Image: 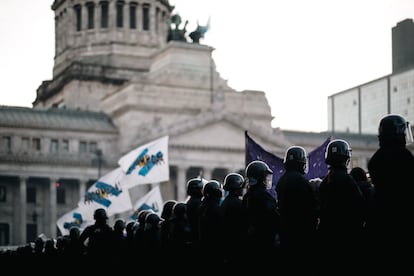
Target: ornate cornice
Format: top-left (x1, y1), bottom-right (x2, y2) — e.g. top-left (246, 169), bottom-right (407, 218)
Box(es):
top-left (130, 109), bottom-right (290, 150)
top-left (0, 152), bottom-right (117, 167)
top-left (170, 143), bottom-right (244, 153)
top-left (35, 62), bottom-right (133, 104)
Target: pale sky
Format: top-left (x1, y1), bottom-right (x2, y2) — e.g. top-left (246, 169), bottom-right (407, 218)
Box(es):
top-left (1, 0), bottom-right (413, 132)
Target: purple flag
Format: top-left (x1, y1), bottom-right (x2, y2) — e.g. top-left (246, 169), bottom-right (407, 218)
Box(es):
top-left (306, 136), bottom-right (331, 180)
top-left (245, 131), bottom-right (285, 198)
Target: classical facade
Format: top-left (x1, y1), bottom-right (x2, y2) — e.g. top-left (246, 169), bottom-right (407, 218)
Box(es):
top-left (0, 0), bottom-right (377, 246)
top-left (328, 18), bottom-right (414, 135)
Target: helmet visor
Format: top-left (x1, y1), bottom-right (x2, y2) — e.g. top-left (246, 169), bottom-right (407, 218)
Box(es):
top-left (405, 121), bottom-right (414, 145)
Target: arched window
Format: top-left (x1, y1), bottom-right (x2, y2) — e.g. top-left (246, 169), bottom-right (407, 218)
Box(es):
top-left (129, 2), bottom-right (137, 29)
top-left (116, 1), bottom-right (124, 28)
top-left (74, 4), bottom-right (82, 31)
top-left (100, 1), bottom-right (109, 28)
top-left (142, 4), bottom-right (150, 31)
top-left (86, 2), bottom-right (95, 29)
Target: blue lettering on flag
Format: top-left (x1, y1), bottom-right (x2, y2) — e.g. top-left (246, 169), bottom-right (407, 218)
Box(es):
top-left (126, 148), bottom-right (149, 175)
top-left (63, 212), bottom-right (83, 230)
top-left (138, 151), bottom-right (164, 176)
top-left (95, 181), bottom-right (122, 196)
top-left (130, 202), bottom-right (160, 220)
top-left (83, 181), bottom-right (122, 207)
top-left (84, 191), bottom-right (112, 207)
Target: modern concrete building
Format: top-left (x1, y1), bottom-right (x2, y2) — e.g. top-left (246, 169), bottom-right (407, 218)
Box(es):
top-left (0, 0), bottom-right (377, 247)
top-left (328, 18), bottom-right (414, 135)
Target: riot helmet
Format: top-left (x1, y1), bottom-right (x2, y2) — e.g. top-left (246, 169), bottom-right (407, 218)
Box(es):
top-left (114, 218), bottom-right (126, 233)
top-left (161, 199), bottom-right (177, 220)
top-left (378, 114), bottom-right (413, 145)
top-left (325, 139), bottom-right (352, 167)
top-left (126, 220), bottom-right (138, 235)
top-left (93, 208), bottom-right (108, 220)
top-left (223, 173), bottom-right (245, 191)
top-left (283, 146), bottom-right (308, 173)
top-left (202, 180), bottom-right (223, 199)
top-left (186, 178), bottom-right (206, 197)
top-left (69, 226), bottom-right (81, 239)
top-left (145, 213), bottom-right (164, 230)
top-left (172, 202), bottom-right (187, 218)
top-left (245, 160), bottom-right (273, 189)
top-left (137, 209), bottom-right (152, 224)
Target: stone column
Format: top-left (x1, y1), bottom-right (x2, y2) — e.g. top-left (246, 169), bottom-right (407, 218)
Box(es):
top-left (82, 2), bottom-right (87, 31)
top-left (203, 167), bottom-right (213, 181)
top-left (49, 178), bottom-right (57, 238)
top-left (137, 3), bottom-right (143, 31)
top-left (177, 166), bottom-right (187, 201)
top-left (124, 1), bottom-right (129, 30)
top-left (18, 177), bottom-right (27, 245)
top-left (79, 179), bottom-right (87, 202)
top-left (94, 1), bottom-right (99, 31)
top-left (108, 0), bottom-right (115, 29)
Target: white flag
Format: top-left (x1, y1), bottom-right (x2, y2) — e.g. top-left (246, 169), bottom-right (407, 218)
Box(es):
top-left (78, 167), bottom-right (133, 220)
top-left (56, 207), bottom-right (92, 236)
top-left (118, 136), bottom-right (169, 188)
top-left (130, 185), bottom-right (164, 220)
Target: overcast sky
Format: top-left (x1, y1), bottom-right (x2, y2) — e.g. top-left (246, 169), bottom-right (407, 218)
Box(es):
top-left (1, 0), bottom-right (413, 132)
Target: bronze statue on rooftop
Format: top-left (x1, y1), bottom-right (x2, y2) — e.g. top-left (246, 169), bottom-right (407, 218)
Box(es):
top-left (167, 14), bottom-right (210, 44)
top-left (167, 14), bottom-right (188, 42)
top-left (189, 17), bottom-right (210, 44)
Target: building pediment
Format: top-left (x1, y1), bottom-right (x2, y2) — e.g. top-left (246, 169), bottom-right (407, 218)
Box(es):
top-left (130, 109), bottom-right (290, 154)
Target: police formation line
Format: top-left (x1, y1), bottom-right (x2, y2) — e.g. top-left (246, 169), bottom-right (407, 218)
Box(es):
top-left (1, 114), bottom-right (413, 269)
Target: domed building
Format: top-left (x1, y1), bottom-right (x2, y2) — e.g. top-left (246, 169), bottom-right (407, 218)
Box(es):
top-left (0, 0), bottom-right (376, 246)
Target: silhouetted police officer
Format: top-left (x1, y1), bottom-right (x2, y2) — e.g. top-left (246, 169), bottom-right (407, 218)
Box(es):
top-left (242, 160), bottom-right (280, 264)
top-left (318, 139), bottom-right (365, 258)
top-left (276, 146), bottom-right (318, 260)
top-left (220, 172), bottom-right (248, 265)
top-left (79, 208), bottom-right (114, 258)
top-left (198, 180), bottom-right (223, 261)
top-left (185, 178), bottom-right (205, 246)
top-left (368, 114), bottom-right (414, 256)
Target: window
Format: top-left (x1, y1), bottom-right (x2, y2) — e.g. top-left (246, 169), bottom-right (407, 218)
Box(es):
top-left (50, 139), bottom-right (59, 153)
top-left (79, 141), bottom-right (87, 153)
top-left (89, 141), bottom-right (98, 153)
top-left (62, 140), bottom-right (69, 152)
top-left (26, 224), bottom-right (37, 243)
top-left (129, 3), bottom-right (137, 29)
top-left (100, 1), bottom-right (109, 28)
top-left (1, 136), bottom-right (11, 152)
top-left (74, 4), bottom-right (82, 31)
top-left (27, 187), bottom-right (36, 203)
top-left (116, 1), bottom-right (124, 28)
top-left (0, 223), bottom-right (10, 246)
top-left (212, 168), bottom-right (228, 184)
top-left (86, 2), bottom-right (95, 29)
top-left (0, 186), bottom-right (6, 202)
top-left (142, 4), bottom-right (150, 31)
top-left (57, 187), bottom-right (66, 204)
top-left (408, 97), bottom-right (411, 104)
top-left (32, 138), bottom-right (41, 151)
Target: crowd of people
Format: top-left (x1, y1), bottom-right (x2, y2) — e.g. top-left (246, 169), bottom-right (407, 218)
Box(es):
top-left (1, 114), bottom-right (413, 271)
